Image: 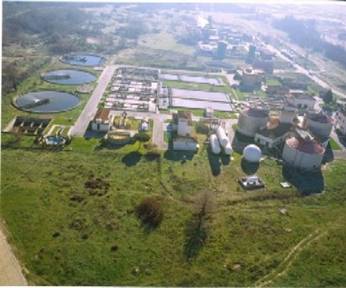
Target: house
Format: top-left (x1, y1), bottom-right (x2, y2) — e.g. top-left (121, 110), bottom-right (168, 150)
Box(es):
top-left (255, 122), bottom-right (292, 149)
top-left (176, 111), bottom-right (193, 137)
top-left (287, 93), bottom-right (316, 111)
top-left (91, 108), bottom-right (112, 132)
top-left (336, 109), bottom-right (346, 135)
top-left (204, 107), bottom-right (214, 118)
top-left (239, 68), bottom-right (264, 92)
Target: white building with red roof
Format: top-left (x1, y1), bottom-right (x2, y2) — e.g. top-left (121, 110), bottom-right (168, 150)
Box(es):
top-left (282, 129), bottom-right (325, 170)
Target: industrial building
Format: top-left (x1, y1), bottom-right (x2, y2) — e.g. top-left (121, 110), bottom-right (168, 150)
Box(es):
top-left (237, 107), bottom-right (269, 137)
top-left (282, 129), bottom-right (325, 170)
top-left (3, 116), bottom-right (51, 136)
top-left (238, 68), bottom-right (264, 92)
top-left (255, 120), bottom-right (292, 149)
top-left (306, 111), bottom-right (333, 139)
top-left (172, 111), bottom-right (198, 151)
top-left (287, 93), bottom-right (316, 111)
top-left (103, 67), bottom-right (159, 112)
top-left (91, 108), bottom-right (112, 132)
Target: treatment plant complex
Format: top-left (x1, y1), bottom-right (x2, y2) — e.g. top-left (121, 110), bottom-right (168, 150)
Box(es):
top-left (2, 3), bottom-right (346, 286)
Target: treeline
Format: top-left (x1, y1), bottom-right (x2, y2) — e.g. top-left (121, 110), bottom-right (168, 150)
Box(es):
top-left (3, 3), bottom-right (89, 55)
top-left (273, 16), bottom-right (346, 68)
top-left (2, 57), bottom-right (50, 95)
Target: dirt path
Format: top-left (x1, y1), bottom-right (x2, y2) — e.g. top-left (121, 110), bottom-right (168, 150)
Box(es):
top-left (0, 224), bottom-right (27, 285)
top-left (255, 229), bottom-right (326, 287)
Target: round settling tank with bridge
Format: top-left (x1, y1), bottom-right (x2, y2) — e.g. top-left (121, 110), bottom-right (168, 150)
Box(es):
top-left (42, 69), bottom-right (96, 85)
top-left (14, 91), bottom-right (80, 113)
top-left (61, 53), bottom-right (104, 67)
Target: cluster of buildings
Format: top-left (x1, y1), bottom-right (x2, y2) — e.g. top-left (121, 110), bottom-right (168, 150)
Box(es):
top-left (236, 91), bottom-right (333, 171)
top-left (196, 16), bottom-right (251, 59)
top-left (103, 67), bottom-right (159, 112)
top-left (91, 108), bottom-right (150, 145)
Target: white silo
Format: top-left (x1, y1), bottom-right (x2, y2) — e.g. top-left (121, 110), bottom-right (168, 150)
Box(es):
top-left (224, 142), bottom-right (233, 155)
top-left (243, 144), bottom-right (262, 162)
top-left (280, 103), bottom-right (297, 124)
top-left (237, 108), bottom-right (269, 137)
top-left (282, 136), bottom-right (325, 170)
top-left (210, 134), bottom-right (221, 154)
top-left (306, 112), bottom-right (333, 138)
top-left (216, 126), bottom-right (229, 147)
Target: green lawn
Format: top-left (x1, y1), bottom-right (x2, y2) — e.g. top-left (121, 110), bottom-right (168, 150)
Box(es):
top-left (266, 78), bottom-right (281, 86)
top-left (1, 135), bottom-right (346, 286)
top-left (163, 80), bottom-right (233, 94)
top-left (138, 32), bottom-right (195, 56)
top-left (329, 138), bottom-right (342, 150)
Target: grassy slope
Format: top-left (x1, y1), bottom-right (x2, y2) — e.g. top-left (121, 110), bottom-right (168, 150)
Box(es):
top-left (138, 32), bottom-right (195, 56)
top-left (1, 136), bottom-right (346, 286)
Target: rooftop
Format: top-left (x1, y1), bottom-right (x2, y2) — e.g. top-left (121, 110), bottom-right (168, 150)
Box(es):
top-left (286, 136), bottom-right (325, 155)
top-left (257, 122), bottom-right (292, 139)
top-left (308, 112), bottom-right (332, 124)
top-left (94, 108), bottom-right (111, 122)
top-left (177, 111), bottom-right (192, 121)
top-left (245, 107), bottom-right (269, 118)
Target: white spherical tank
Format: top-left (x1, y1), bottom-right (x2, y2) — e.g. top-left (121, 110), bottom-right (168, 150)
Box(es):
top-left (216, 126), bottom-right (229, 147)
top-left (243, 144), bottom-right (262, 162)
top-left (210, 134), bottom-right (221, 154)
top-left (223, 142), bottom-right (233, 155)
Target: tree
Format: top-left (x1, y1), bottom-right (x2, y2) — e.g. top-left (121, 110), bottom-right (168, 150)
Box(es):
top-left (136, 132), bottom-right (150, 150)
top-left (322, 89), bottom-right (334, 104)
top-left (136, 197), bottom-right (163, 229)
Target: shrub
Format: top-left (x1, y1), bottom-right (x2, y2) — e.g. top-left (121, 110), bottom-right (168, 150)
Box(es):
top-left (135, 197), bottom-right (163, 228)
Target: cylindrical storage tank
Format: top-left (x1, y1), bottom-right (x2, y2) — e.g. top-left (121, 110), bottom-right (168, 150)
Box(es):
top-left (237, 108), bottom-right (269, 137)
top-left (216, 126), bottom-right (229, 147)
top-left (223, 142), bottom-right (233, 155)
top-left (243, 144), bottom-right (262, 162)
top-left (307, 112), bottom-right (333, 138)
top-left (282, 137), bottom-right (325, 170)
top-left (210, 134), bottom-right (221, 154)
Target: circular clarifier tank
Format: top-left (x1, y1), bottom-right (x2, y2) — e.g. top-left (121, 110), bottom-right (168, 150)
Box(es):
top-left (42, 69), bottom-right (96, 85)
top-left (61, 53), bottom-right (103, 66)
top-left (14, 91), bottom-right (80, 113)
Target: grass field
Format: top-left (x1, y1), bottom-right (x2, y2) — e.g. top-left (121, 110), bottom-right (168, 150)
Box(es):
top-left (1, 135), bottom-right (346, 286)
top-left (163, 80), bottom-right (233, 94)
top-left (329, 138), bottom-right (342, 150)
top-left (266, 78), bottom-right (281, 86)
top-left (138, 32), bottom-right (195, 56)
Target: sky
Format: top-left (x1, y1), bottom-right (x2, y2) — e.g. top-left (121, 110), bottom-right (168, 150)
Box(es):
top-left (4, 0), bottom-right (346, 4)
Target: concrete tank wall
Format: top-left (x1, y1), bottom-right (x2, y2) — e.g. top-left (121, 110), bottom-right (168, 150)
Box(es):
top-left (282, 142), bottom-right (323, 170)
top-left (237, 110), bottom-right (268, 137)
top-left (307, 119), bottom-right (332, 138)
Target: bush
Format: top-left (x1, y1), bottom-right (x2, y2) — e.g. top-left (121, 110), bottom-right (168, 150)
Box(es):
top-left (135, 197), bottom-right (163, 228)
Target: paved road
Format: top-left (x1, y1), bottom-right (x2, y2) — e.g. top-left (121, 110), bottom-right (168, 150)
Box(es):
top-left (263, 42), bottom-right (346, 100)
top-left (69, 65), bottom-right (117, 137)
top-left (0, 225), bottom-right (27, 285)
